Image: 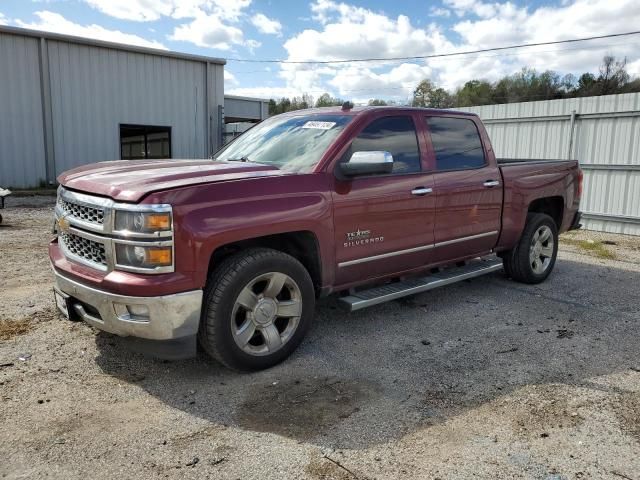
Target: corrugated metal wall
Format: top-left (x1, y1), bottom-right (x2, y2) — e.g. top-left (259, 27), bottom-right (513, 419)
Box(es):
top-left (0, 28), bottom-right (225, 188)
top-left (0, 32), bottom-right (47, 187)
top-left (457, 93), bottom-right (640, 235)
top-left (224, 95), bottom-right (268, 122)
top-left (47, 40), bottom-right (210, 173)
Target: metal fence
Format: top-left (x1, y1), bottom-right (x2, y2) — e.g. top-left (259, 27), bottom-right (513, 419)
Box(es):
top-left (456, 93), bottom-right (640, 236)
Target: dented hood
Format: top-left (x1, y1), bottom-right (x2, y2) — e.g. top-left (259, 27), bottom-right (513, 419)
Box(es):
top-left (58, 160), bottom-right (284, 202)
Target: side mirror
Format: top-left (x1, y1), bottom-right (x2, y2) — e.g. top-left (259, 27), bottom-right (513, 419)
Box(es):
top-left (339, 151), bottom-right (394, 177)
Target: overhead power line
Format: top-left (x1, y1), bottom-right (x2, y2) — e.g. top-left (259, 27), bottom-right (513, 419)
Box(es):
top-left (228, 40), bottom-right (640, 75)
top-left (226, 30), bottom-right (640, 64)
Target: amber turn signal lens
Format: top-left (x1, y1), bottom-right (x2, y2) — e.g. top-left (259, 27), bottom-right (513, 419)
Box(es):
top-left (146, 247), bottom-right (172, 266)
top-left (145, 213), bottom-right (171, 230)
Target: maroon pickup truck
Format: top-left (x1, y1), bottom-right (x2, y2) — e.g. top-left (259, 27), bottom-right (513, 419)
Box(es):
top-left (50, 106), bottom-right (582, 370)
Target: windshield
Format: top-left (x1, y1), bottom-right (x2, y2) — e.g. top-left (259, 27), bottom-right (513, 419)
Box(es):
top-left (215, 114), bottom-right (352, 172)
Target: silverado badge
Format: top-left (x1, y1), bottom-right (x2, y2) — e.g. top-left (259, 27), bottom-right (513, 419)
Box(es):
top-left (344, 229), bottom-right (384, 248)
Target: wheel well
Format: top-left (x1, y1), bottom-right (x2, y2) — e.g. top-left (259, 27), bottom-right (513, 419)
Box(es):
top-left (528, 196), bottom-right (564, 229)
top-left (208, 231), bottom-right (322, 293)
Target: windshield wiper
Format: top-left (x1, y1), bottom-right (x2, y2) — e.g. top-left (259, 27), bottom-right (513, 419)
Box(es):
top-left (223, 157), bottom-right (278, 169)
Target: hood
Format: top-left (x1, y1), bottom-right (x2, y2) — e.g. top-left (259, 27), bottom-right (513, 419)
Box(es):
top-left (58, 160), bottom-right (284, 202)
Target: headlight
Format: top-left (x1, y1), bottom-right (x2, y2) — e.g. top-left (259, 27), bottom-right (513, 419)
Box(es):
top-left (114, 210), bottom-right (172, 234)
top-left (115, 244), bottom-right (172, 269)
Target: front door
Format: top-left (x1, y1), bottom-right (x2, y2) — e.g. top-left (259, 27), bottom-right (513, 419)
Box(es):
top-left (423, 115), bottom-right (502, 262)
top-left (331, 114), bottom-right (436, 287)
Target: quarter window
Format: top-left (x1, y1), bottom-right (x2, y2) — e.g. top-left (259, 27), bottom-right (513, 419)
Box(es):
top-left (426, 116), bottom-right (485, 171)
top-left (350, 116), bottom-right (421, 174)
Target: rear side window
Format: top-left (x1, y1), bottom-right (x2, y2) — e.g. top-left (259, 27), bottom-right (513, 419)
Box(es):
top-left (426, 116), bottom-right (486, 171)
top-left (350, 116), bottom-right (421, 174)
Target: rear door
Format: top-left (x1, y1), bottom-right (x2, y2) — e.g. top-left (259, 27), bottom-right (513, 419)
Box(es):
top-left (332, 113), bottom-right (436, 286)
top-left (423, 115), bottom-right (502, 262)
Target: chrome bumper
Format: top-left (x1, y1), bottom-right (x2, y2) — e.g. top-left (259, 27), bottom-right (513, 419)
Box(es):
top-left (53, 271), bottom-right (203, 341)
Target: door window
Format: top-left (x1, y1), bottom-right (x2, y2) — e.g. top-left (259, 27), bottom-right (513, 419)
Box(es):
top-left (426, 116), bottom-right (485, 171)
top-left (349, 116), bottom-right (421, 174)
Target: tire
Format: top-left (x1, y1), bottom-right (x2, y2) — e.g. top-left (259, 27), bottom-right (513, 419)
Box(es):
top-left (502, 213), bottom-right (558, 284)
top-left (198, 248), bottom-right (315, 371)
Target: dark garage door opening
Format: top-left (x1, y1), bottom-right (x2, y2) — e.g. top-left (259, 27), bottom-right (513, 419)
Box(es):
top-left (120, 124), bottom-right (171, 160)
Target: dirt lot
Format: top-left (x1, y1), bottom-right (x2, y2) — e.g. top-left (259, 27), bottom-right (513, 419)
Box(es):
top-left (1, 195), bottom-right (639, 480)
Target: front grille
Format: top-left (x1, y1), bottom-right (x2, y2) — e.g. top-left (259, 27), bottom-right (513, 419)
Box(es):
top-left (60, 232), bottom-right (107, 266)
top-left (58, 197), bottom-right (105, 225)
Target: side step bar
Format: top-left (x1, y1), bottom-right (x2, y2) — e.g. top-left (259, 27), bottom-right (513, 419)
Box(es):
top-left (339, 257), bottom-right (504, 312)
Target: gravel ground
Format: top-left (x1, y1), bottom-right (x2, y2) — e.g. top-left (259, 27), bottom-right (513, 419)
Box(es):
top-left (1, 195), bottom-right (639, 480)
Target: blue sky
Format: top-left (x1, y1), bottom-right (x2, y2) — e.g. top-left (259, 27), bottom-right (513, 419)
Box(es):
top-left (1, 0), bottom-right (639, 103)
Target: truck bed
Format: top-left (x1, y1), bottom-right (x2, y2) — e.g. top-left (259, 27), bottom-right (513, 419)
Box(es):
top-left (495, 157), bottom-right (581, 249)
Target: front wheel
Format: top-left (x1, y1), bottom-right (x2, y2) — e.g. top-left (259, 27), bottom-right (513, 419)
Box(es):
top-left (502, 213), bottom-right (558, 284)
top-left (198, 248), bottom-right (315, 371)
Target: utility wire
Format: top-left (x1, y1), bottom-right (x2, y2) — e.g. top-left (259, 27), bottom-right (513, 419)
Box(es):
top-left (228, 40), bottom-right (640, 75)
top-left (226, 30), bottom-right (640, 64)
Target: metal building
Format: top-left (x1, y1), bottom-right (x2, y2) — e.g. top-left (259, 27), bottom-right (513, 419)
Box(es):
top-left (457, 93), bottom-right (640, 235)
top-left (0, 26), bottom-right (268, 188)
top-left (223, 95), bottom-right (269, 144)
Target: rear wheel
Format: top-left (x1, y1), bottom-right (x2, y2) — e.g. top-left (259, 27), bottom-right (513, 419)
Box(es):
top-left (199, 248), bottom-right (315, 371)
top-left (502, 213), bottom-right (558, 284)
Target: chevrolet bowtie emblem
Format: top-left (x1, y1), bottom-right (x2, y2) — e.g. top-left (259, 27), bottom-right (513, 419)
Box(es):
top-left (58, 214), bottom-right (71, 233)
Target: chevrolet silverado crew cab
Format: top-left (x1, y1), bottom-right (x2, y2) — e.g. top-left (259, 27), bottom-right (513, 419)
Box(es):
top-left (51, 106), bottom-right (582, 370)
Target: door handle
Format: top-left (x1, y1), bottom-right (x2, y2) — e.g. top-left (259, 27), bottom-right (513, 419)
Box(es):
top-left (411, 187), bottom-right (433, 196)
top-left (483, 180), bottom-right (500, 188)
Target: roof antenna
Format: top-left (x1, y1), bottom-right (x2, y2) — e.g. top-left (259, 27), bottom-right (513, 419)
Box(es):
top-left (341, 101), bottom-right (354, 111)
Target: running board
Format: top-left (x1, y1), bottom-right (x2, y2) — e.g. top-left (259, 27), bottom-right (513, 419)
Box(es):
top-left (339, 257), bottom-right (504, 312)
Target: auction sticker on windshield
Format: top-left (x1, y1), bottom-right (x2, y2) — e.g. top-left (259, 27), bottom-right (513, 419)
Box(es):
top-left (302, 121), bottom-right (336, 130)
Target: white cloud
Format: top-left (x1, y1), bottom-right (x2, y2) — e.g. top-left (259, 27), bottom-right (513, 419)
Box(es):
top-left (170, 13), bottom-right (247, 50)
top-left (429, 7), bottom-right (451, 18)
top-left (628, 59), bottom-right (640, 77)
top-left (226, 86), bottom-right (298, 99)
top-left (443, 0), bottom-right (498, 18)
top-left (15, 11), bottom-right (166, 49)
top-left (251, 13), bottom-right (282, 36)
top-left (82, 0), bottom-right (252, 22)
top-left (83, 0), bottom-right (173, 22)
top-left (279, 1), bottom-right (455, 99)
top-left (0, 12), bottom-right (7, 25)
top-left (285, 4), bottom-right (450, 62)
top-left (450, 0), bottom-right (640, 77)
top-left (224, 70), bottom-right (239, 86)
top-left (207, 0), bottom-right (252, 21)
top-left (269, 0), bottom-right (640, 101)
top-left (328, 63), bottom-right (432, 97)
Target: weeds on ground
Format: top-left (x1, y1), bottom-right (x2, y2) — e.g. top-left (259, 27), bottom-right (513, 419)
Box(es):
top-left (561, 237), bottom-right (617, 260)
top-left (0, 318), bottom-right (33, 340)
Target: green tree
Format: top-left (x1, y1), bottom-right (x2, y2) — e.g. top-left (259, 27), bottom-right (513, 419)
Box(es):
top-left (368, 98), bottom-right (388, 106)
top-left (596, 55), bottom-right (630, 95)
top-left (454, 80), bottom-right (494, 107)
top-left (315, 93), bottom-right (344, 107)
top-left (412, 80), bottom-right (454, 108)
top-left (575, 72), bottom-right (597, 96)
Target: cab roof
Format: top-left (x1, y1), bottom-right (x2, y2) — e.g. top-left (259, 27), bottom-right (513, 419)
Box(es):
top-left (278, 105), bottom-right (478, 118)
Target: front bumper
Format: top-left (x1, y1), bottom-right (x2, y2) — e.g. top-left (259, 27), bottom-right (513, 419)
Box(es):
top-left (54, 270), bottom-right (203, 357)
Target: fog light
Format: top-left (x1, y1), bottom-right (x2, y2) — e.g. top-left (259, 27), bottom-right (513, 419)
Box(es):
top-left (126, 304), bottom-right (150, 318)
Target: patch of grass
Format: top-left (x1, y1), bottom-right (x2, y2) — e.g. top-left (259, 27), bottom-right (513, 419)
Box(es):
top-left (561, 237), bottom-right (617, 260)
top-left (0, 318), bottom-right (33, 340)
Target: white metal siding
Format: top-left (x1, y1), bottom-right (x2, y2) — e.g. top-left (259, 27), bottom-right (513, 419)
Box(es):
top-left (0, 33), bottom-right (46, 187)
top-left (224, 95), bottom-right (268, 121)
top-left (47, 40), bottom-right (209, 174)
top-left (0, 26), bottom-right (228, 188)
top-left (457, 93), bottom-right (640, 235)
